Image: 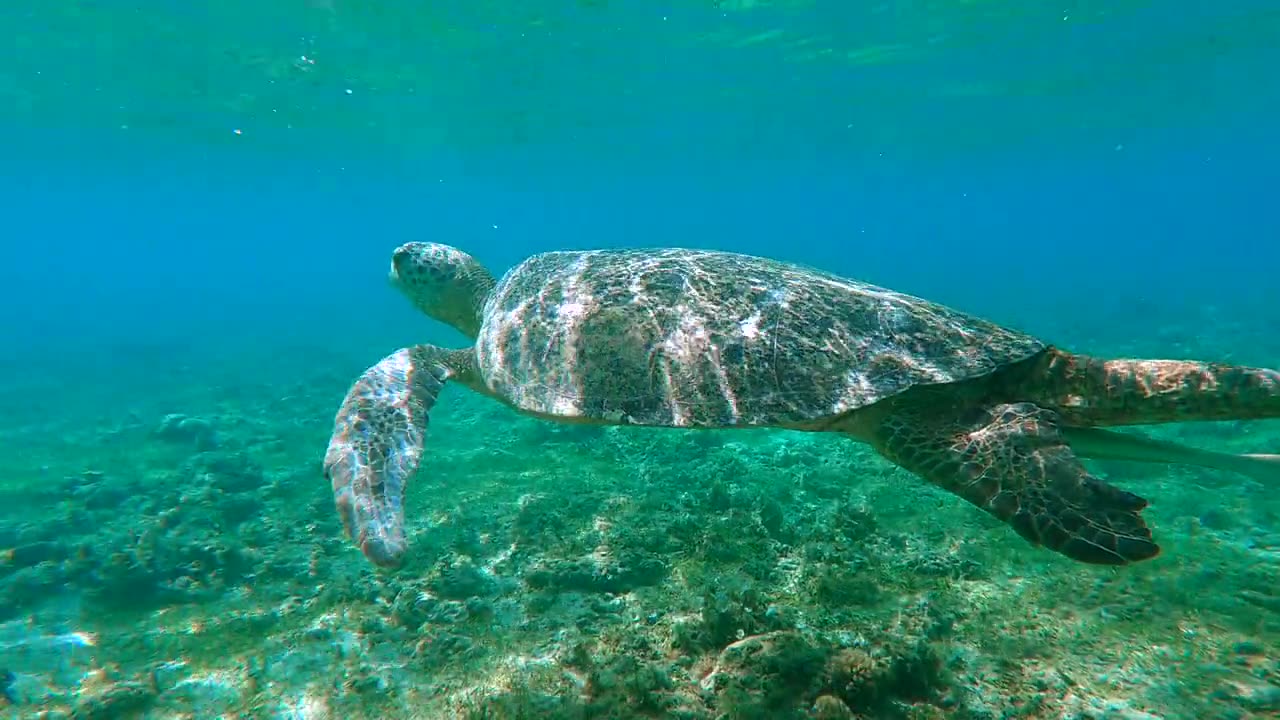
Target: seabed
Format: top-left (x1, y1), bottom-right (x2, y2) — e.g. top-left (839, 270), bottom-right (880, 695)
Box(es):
top-left (1, 338), bottom-right (1277, 720)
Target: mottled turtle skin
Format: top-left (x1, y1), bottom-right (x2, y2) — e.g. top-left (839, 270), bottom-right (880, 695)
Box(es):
top-left (325, 242), bottom-right (1280, 570)
top-left (475, 248), bottom-right (1044, 428)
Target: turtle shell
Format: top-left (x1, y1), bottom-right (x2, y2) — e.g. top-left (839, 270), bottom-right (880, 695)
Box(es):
top-left (474, 248), bottom-right (1045, 427)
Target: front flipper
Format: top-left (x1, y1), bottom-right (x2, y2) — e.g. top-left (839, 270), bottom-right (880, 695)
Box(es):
top-left (324, 344), bottom-right (468, 568)
top-left (875, 401), bottom-right (1159, 565)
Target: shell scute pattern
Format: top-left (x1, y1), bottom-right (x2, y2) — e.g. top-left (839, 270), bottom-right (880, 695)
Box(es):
top-left (475, 249), bottom-right (1045, 427)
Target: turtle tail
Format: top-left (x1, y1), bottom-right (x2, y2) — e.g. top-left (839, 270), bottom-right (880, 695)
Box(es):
top-left (324, 344), bottom-right (469, 568)
top-left (1021, 348), bottom-right (1280, 427)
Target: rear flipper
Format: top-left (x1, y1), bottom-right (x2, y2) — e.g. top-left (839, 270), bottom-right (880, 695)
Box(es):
top-left (324, 344), bottom-right (464, 568)
top-left (875, 401), bottom-right (1159, 565)
top-left (1064, 426), bottom-right (1280, 485)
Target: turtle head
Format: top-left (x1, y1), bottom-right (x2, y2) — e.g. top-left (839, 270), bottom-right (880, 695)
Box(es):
top-left (390, 242), bottom-right (496, 339)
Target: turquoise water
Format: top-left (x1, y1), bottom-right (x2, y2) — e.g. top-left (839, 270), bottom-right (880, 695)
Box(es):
top-left (2, 2), bottom-right (1279, 718)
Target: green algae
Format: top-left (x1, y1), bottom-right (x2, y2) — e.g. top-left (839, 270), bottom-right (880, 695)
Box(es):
top-left (1, 336), bottom-right (1279, 718)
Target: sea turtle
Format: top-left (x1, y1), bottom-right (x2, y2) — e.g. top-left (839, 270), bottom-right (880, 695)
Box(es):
top-left (325, 242), bottom-right (1280, 569)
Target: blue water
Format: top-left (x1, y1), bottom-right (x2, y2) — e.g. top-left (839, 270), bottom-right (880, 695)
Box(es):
top-left (4, 3), bottom-right (1279, 371)
top-left (7, 122), bottom-right (1278, 364)
top-left (2, 2), bottom-right (1280, 717)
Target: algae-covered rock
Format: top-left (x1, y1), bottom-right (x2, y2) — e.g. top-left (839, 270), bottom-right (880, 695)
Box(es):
top-left (155, 413), bottom-right (220, 450)
top-left (812, 693), bottom-right (856, 719)
top-left (184, 450), bottom-right (263, 493)
top-left (413, 628), bottom-right (479, 666)
top-left (583, 653), bottom-right (678, 715)
top-left (701, 631), bottom-right (829, 717)
top-left (70, 681), bottom-right (155, 720)
top-left (3, 669), bottom-right (55, 707)
top-left (428, 554), bottom-right (506, 600)
top-left (525, 553), bottom-right (666, 595)
top-left (158, 671), bottom-right (246, 715)
top-left (825, 638), bottom-right (952, 716)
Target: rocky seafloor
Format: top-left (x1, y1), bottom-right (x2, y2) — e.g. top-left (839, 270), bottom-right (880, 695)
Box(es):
top-left (1, 331), bottom-right (1278, 720)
